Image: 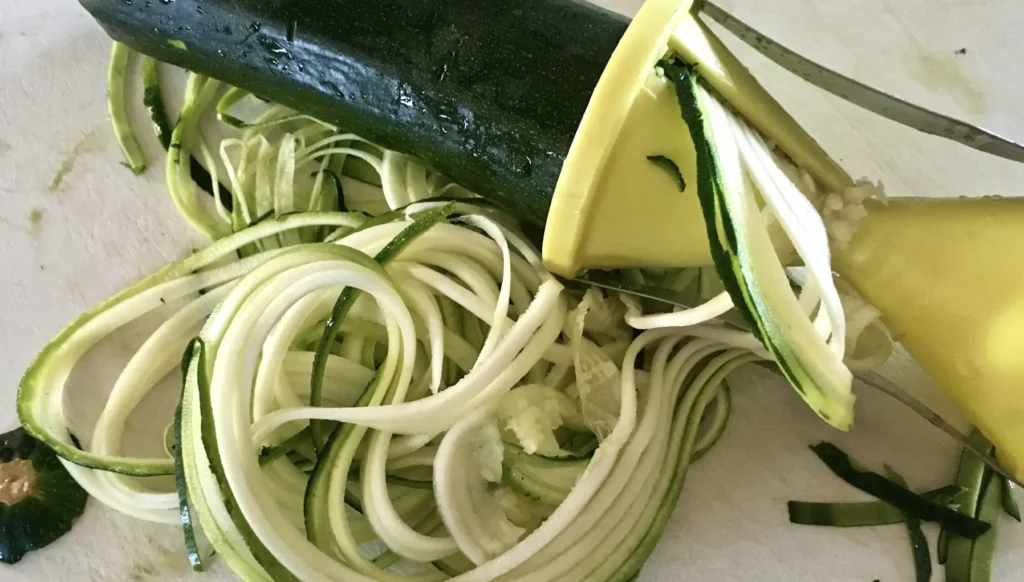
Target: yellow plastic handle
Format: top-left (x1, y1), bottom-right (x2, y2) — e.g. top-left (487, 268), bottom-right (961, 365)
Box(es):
top-left (837, 196), bottom-right (1024, 481)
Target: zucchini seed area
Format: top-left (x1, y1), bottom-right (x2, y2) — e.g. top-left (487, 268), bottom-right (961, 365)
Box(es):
top-left (0, 460), bottom-right (38, 505)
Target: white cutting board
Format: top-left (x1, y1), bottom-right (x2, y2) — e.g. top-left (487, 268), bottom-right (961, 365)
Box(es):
top-left (2, 0), bottom-right (1024, 580)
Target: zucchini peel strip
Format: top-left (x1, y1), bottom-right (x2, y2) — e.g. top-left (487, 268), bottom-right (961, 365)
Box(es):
top-left (665, 61), bottom-right (855, 430)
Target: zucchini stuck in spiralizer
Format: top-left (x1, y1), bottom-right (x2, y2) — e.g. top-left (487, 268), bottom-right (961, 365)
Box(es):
top-left (0, 427), bottom-right (87, 565)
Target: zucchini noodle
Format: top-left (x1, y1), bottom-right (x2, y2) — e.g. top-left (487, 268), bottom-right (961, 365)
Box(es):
top-left (16, 54), bottom-right (895, 581)
top-left (108, 43), bottom-right (147, 175)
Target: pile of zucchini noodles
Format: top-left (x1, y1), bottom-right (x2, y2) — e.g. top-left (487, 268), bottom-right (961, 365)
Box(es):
top-left (17, 47), bottom-right (890, 581)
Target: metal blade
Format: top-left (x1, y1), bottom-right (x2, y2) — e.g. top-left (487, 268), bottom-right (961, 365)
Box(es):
top-left (694, 0), bottom-right (1024, 165)
top-left (574, 274), bottom-right (1024, 486)
top-left (854, 371), bottom-right (1023, 487)
top-left (569, 273), bottom-right (749, 333)
top-left (571, 275), bottom-right (709, 314)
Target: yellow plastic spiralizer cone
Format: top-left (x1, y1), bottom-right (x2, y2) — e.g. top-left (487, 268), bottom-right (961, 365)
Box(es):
top-left (542, 0), bottom-right (849, 278)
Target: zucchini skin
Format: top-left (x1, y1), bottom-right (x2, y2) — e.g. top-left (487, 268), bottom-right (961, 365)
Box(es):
top-left (79, 0), bottom-right (629, 224)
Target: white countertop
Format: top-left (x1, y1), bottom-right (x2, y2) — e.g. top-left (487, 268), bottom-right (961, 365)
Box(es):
top-left (2, 0), bottom-right (1024, 580)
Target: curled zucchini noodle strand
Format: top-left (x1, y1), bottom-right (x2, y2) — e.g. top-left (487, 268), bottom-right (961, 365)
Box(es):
top-left (19, 69), bottom-right (891, 581)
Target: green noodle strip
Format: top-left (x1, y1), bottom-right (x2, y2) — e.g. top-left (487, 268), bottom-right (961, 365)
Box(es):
top-left (690, 384), bottom-right (731, 463)
top-left (810, 442), bottom-right (990, 539)
top-left (788, 485), bottom-right (963, 528)
top-left (217, 87), bottom-right (329, 130)
top-left (944, 429), bottom-right (995, 578)
top-left (968, 474), bottom-right (1003, 582)
top-left (309, 203), bottom-right (457, 454)
top-left (142, 58), bottom-right (234, 211)
top-left (167, 74), bottom-right (232, 239)
top-left (108, 42), bottom-right (146, 175)
top-left (1001, 478), bottom-right (1021, 521)
top-left (258, 428), bottom-right (312, 467)
top-left (141, 57), bottom-right (173, 149)
top-left (938, 529), bottom-right (949, 564)
top-left (175, 339), bottom-right (204, 571)
top-left (884, 467), bottom-right (931, 582)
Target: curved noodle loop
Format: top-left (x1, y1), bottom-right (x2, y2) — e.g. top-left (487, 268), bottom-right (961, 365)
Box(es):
top-left (17, 64), bottom-right (892, 581)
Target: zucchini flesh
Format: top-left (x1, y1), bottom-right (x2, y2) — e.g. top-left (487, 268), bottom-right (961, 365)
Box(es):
top-left (79, 0), bottom-right (630, 224)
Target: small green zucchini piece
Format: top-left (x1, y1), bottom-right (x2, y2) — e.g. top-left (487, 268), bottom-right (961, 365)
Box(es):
top-left (967, 474), bottom-right (1004, 582)
top-left (884, 466), bottom-right (931, 582)
top-left (108, 42), bottom-right (147, 175)
top-left (944, 429), bottom-right (995, 578)
top-left (174, 339), bottom-right (204, 571)
top-left (788, 485), bottom-right (963, 527)
top-left (809, 442), bottom-right (990, 539)
top-left (1000, 478), bottom-right (1021, 522)
top-left (141, 56), bottom-right (173, 148)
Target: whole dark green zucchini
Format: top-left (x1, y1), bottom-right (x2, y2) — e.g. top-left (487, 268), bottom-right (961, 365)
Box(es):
top-left (79, 0), bottom-right (629, 224)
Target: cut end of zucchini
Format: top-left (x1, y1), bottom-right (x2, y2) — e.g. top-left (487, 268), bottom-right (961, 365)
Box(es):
top-left (0, 427), bottom-right (88, 564)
